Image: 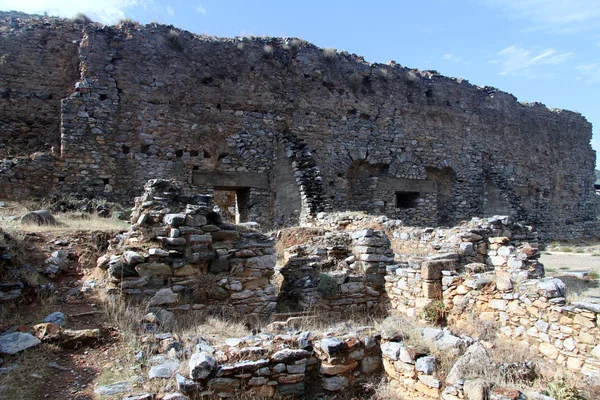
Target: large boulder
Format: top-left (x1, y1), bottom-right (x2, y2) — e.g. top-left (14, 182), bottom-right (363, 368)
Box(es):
top-left (20, 210), bottom-right (58, 226)
top-left (446, 343), bottom-right (491, 385)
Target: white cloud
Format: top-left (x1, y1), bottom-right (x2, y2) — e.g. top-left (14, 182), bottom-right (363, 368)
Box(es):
top-left (0, 0), bottom-right (150, 24)
top-left (442, 53), bottom-right (462, 63)
top-left (487, 0), bottom-right (600, 33)
top-left (167, 4), bottom-right (174, 16)
top-left (575, 63), bottom-right (600, 83)
top-left (494, 45), bottom-right (573, 76)
top-left (196, 3), bottom-right (206, 14)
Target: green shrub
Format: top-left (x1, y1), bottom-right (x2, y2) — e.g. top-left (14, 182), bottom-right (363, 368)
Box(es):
top-left (421, 300), bottom-right (447, 325)
top-left (544, 378), bottom-right (583, 400)
top-left (588, 271), bottom-right (599, 280)
top-left (562, 247), bottom-right (573, 253)
top-left (317, 273), bottom-right (338, 298)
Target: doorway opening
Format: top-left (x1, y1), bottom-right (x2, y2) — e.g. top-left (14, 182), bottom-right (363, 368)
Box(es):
top-left (213, 187), bottom-right (250, 223)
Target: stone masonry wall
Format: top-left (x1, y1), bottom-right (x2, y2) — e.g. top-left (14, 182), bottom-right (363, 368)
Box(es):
top-left (0, 13), bottom-right (597, 239)
top-left (383, 217), bottom-right (600, 379)
top-left (277, 229), bottom-right (393, 313)
top-left (100, 179), bottom-right (277, 315)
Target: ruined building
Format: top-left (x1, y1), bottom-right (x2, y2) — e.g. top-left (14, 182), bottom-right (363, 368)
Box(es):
top-left (0, 12), bottom-right (597, 238)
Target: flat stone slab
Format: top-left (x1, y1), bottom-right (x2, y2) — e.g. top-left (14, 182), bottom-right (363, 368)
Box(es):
top-left (0, 332), bottom-right (41, 354)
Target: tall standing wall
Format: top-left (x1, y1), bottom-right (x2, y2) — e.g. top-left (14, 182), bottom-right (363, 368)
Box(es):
top-left (0, 12), bottom-right (597, 239)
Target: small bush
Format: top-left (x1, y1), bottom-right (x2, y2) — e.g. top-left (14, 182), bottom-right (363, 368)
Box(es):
top-left (421, 300), bottom-right (447, 325)
top-left (544, 378), bottom-right (584, 400)
top-left (561, 247), bottom-right (573, 252)
top-left (262, 44), bottom-right (274, 59)
top-left (323, 47), bottom-right (337, 61)
top-left (317, 273), bottom-right (338, 298)
top-left (348, 72), bottom-right (363, 92)
top-left (167, 29), bottom-right (184, 51)
top-left (286, 38), bottom-right (302, 53)
top-left (587, 271), bottom-right (599, 280)
top-left (406, 70), bottom-right (417, 83)
top-left (73, 12), bottom-right (92, 25)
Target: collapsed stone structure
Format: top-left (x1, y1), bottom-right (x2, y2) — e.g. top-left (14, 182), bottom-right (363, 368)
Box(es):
top-left (0, 12), bottom-right (597, 238)
top-left (100, 179), bottom-right (599, 383)
top-left (100, 179), bottom-right (277, 315)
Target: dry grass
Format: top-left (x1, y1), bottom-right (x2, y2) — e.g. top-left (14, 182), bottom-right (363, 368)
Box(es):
top-left (375, 316), bottom-right (458, 380)
top-left (1, 198), bottom-right (130, 233)
top-left (274, 226), bottom-right (326, 257)
top-left (323, 47), bottom-right (337, 60)
top-left (16, 213), bottom-right (129, 232)
top-left (176, 311), bottom-right (251, 342)
top-left (0, 343), bottom-right (58, 400)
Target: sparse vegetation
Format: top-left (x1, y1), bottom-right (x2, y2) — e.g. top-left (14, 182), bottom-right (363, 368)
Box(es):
top-left (421, 300), bottom-right (447, 325)
top-left (316, 272), bottom-right (338, 298)
top-left (406, 70), bottom-right (417, 83)
top-left (544, 378), bottom-right (584, 400)
top-left (167, 29), bottom-right (184, 51)
top-left (323, 47), bottom-right (337, 61)
top-left (73, 12), bottom-right (92, 25)
top-left (262, 44), bottom-right (274, 59)
top-left (348, 72), bottom-right (363, 92)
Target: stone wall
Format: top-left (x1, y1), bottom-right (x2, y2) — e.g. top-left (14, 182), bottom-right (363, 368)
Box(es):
top-left (0, 12), bottom-right (597, 238)
top-left (100, 179), bottom-right (277, 315)
top-left (138, 329), bottom-right (382, 399)
top-left (277, 229), bottom-right (393, 313)
top-left (382, 217), bottom-right (600, 379)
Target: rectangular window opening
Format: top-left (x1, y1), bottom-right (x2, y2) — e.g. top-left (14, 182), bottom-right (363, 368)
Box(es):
top-left (396, 191), bottom-right (420, 209)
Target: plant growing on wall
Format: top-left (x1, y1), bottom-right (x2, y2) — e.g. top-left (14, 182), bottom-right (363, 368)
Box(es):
top-left (317, 273), bottom-right (338, 298)
top-left (421, 300), bottom-right (447, 326)
top-left (167, 29), bottom-right (184, 52)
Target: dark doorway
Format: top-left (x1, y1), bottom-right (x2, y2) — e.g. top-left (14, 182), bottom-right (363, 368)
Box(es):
top-left (396, 192), bottom-right (420, 209)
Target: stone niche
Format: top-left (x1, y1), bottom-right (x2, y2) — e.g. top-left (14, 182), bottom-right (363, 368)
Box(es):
top-left (100, 179), bottom-right (277, 315)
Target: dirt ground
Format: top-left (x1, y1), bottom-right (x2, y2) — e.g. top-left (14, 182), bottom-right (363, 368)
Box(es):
top-left (540, 251), bottom-right (600, 300)
top-left (0, 231), bottom-right (125, 400)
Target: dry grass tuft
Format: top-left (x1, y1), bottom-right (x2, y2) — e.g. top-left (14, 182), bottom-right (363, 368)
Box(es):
top-left (323, 47), bottom-right (337, 60)
top-left (176, 312), bottom-right (251, 343)
top-left (275, 226), bottom-right (326, 257)
top-left (0, 344), bottom-right (57, 400)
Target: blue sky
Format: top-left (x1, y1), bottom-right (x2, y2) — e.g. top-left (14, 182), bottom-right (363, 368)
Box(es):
top-left (1, 0), bottom-right (599, 168)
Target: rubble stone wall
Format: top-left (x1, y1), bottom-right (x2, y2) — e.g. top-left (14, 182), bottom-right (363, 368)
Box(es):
top-left (171, 332), bottom-right (382, 398)
top-left (382, 217), bottom-right (600, 379)
top-left (0, 12), bottom-right (597, 238)
top-left (101, 179), bottom-right (277, 315)
top-left (277, 229), bottom-right (393, 313)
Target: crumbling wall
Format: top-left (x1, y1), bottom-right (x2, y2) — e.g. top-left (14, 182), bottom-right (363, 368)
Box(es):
top-left (0, 12), bottom-right (597, 239)
top-left (276, 229), bottom-right (392, 313)
top-left (100, 179), bottom-right (277, 315)
top-left (382, 217), bottom-right (600, 378)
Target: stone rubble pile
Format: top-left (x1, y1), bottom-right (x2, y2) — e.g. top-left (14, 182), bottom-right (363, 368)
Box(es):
top-left (99, 179), bottom-right (277, 315)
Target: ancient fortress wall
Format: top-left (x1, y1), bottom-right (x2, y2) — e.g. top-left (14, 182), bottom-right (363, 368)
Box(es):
top-left (0, 13), bottom-right (598, 238)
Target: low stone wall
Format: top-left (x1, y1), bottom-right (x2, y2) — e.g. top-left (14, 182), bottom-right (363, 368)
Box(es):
top-left (277, 229), bottom-right (393, 312)
top-left (144, 330), bottom-right (382, 399)
top-left (100, 179), bottom-right (277, 315)
top-left (446, 275), bottom-right (600, 377)
top-left (381, 217), bottom-right (600, 378)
